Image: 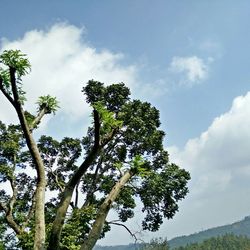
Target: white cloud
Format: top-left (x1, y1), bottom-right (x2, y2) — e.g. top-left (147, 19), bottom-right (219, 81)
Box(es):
top-left (169, 56), bottom-right (209, 85)
top-left (0, 23), bottom-right (138, 125)
top-left (0, 24), bottom-right (143, 245)
top-left (162, 91), bottom-right (250, 239)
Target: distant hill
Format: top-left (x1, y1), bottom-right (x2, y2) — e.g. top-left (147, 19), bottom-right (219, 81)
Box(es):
top-left (94, 215), bottom-right (250, 250)
top-left (94, 244), bottom-right (141, 250)
top-left (173, 234), bottom-right (250, 250)
top-left (169, 215), bottom-right (250, 249)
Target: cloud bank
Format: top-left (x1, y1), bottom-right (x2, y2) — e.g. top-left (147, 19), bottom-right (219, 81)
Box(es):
top-left (0, 23), bottom-right (138, 124)
top-left (163, 92), bottom-right (250, 238)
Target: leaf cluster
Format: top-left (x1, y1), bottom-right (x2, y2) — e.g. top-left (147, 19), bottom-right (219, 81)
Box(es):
top-left (0, 50), bottom-right (31, 77)
top-left (37, 95), bottom-right (60, 114)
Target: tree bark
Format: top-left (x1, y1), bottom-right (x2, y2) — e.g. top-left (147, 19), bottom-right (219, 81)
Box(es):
top-left (80, 170), bottom-right (133, 250)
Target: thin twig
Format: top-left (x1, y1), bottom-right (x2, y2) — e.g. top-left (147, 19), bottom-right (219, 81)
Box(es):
top-left (108, 221), bottom-right (138, 242)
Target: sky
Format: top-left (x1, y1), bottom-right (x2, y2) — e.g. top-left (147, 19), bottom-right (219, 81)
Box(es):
top-left (1, 0), bottom-right (250, 246)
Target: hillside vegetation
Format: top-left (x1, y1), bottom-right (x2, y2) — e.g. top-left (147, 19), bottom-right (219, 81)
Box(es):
top-left (174, 234), bottom-right (250, 250)
top-left (169, 216), bottom-right (250, 248)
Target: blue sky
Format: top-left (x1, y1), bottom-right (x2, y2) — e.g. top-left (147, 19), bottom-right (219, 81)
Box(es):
top-left (1, 0), bottom-right (250, 246)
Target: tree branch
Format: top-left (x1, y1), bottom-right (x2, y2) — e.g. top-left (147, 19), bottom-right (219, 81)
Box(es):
top-left (1, 184), bottom-right (22, 235)
top-left (0, 76), bottom-right (15, 106)
top-left (30, 108), bottom-right (47, 131)
top-left (0, 202), bottom-right (7, 213)
top-left (82, 138), bottom-right (121, 209)
top-left (47, 160), bottom-right (64, 193)
top-left (8, 155), bottom-right (17, 215)
top-left (81, 156), bottom-right (103, 208)
top-left (101, 127), bottom-right (118, 147)
top-left (22, 192), bottom-right (36, 230)
top-left (93, 109), bottom-right (101, 147)
top-left (0, 174), bottom-right (22, 235)
top-left (81, 169), bottom-right (134, 250)
top-left (74, 181), bottom-right (80, 208)
top-left (108, 221), bottom-right (138, 242)
top-left (9, 67), bottom-right (20, 105)
top-left (8, 176), bottom-right (17, 216)
top-left (6, 212), bottom-right (22, 235)
top-left (2, 156), bottom-right (23, 235)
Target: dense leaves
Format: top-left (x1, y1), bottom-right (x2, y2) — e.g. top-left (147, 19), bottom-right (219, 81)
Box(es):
top-left (0, 50), bottom-right (31, 77)
top-left (37, 95), bottom-right (60, 114)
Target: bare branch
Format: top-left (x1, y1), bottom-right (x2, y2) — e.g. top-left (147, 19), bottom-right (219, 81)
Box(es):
top-left (108, 221), bottom-right (138, 241)
top-left (74, 181), bottom-right (80, 208)
top-left (47, 161), bottom-right (64, 193)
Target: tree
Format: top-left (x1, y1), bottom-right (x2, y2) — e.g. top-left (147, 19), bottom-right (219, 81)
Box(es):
top-left (0, 50), bottom-right (190, 250)
top-left (141, 238), bottom-right (169, 250)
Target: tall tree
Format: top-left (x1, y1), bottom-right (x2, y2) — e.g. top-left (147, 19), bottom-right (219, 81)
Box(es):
top-left (0, 50), bottom-right (190, 250)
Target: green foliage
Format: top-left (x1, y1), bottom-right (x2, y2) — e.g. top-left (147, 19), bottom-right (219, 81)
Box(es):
top-left (169, 216), bottom-right (250, 249)
top-left (0, 50), bottom-right (31, 77)
top-left (0, 243), bottom-right (4, 250)
top-left (174, 234), bottom-right (250, 250)
top-left (60, 206), bottom-right (96, 250)
top-left (141, 238), bottom-right (169, 250)
top-left (92, 101), bottom-right (123, 135)
top-left (0, 50), bottom-right (31, 105)
top-left (0, 69), bottom-right (11, 94)
top-left (83, 80), bottom-right (130, 112)
top-left (139, 164), bottom-right (190, 231)
top-left (37, 95), bottom-right (60, 114)
top-left (80, 80), bottom-right (190, 237)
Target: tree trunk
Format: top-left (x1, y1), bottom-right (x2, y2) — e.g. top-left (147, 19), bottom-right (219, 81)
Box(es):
top-left (47, 186), bottom-right (74, 250)
top-left (33, 180), bottom-right (46, 250)
top-left (81, 170), bottom-right (133, 250)
top-left (48, 147), bottom-right (100, 250)
top-left (16, 114), bottom-right (46, 250)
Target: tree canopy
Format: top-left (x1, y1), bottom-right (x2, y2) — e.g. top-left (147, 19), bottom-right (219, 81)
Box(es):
top-left (0, 50), bottom-right (190, 250)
